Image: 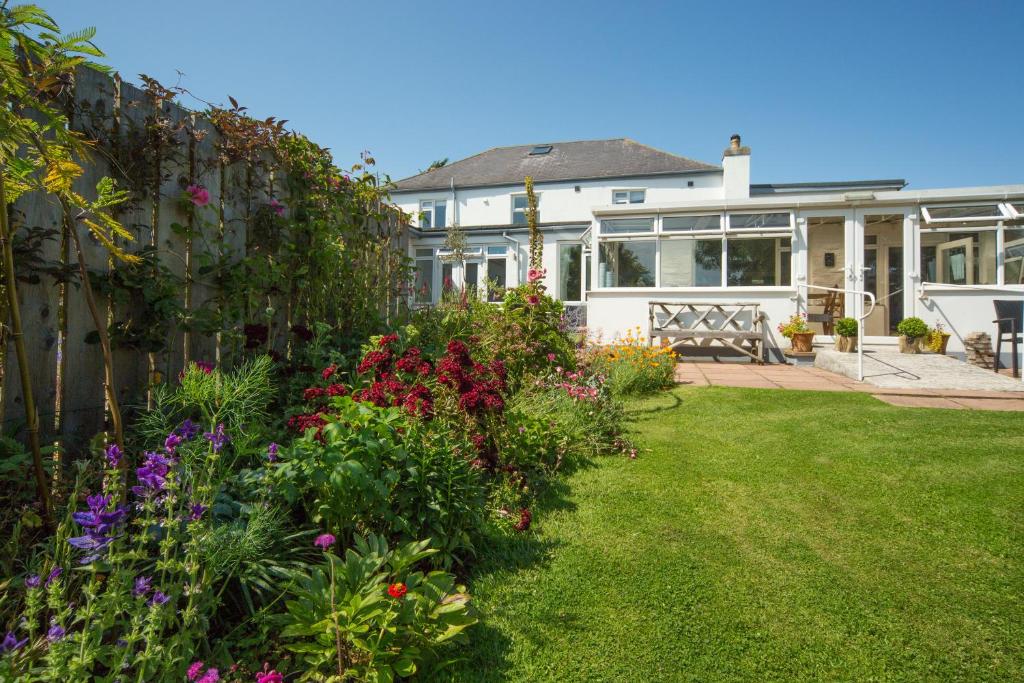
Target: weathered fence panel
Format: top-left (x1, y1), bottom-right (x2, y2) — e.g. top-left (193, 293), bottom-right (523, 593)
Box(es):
top-left (0, 64), bottom-right (408, 453)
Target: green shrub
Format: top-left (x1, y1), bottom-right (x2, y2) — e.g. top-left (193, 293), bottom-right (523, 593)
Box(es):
top-left (896, 316), bottom-right (929, 339)
top-left (281, 534), bottom-right (477, 682)
top-left (835, 317), bottom-right (858, 337)
top-left (273, 397), bottom-right (486, 567)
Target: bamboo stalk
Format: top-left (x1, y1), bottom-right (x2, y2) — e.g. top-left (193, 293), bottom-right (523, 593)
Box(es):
top-left (0, 171), bottom-right (54, 527)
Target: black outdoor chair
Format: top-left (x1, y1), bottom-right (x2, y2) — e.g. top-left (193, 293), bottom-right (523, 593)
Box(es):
top-left (993, 300), bottom-right (1023, 378)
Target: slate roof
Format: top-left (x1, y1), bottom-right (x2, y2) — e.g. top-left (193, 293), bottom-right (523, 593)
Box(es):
top-left (392, 138), bottom-right (720, 192)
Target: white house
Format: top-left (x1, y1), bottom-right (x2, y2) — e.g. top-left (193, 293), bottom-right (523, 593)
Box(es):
top-left (391, 137), bottom-right (1024, 364)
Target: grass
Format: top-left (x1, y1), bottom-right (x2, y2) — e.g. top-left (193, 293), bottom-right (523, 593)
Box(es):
top-left (440, 387), bottom-right (1024, 682)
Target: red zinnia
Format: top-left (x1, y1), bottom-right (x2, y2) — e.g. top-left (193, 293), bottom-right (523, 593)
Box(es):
top-left (387, 582), bottom-right (407, 599)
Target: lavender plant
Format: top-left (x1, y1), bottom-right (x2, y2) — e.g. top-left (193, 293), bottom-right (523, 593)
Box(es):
top-left (1, 360), bottom-right (278, 682)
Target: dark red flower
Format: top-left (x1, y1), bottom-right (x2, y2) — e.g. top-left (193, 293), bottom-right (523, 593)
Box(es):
top-left (321, 364), bottom-right (337, 380)
top-left (326, 383), bottom-right (348, 397)
top-left (514, 508), bottom-right (532, 532)
top-left (387, 582), bottom-right (407, 599)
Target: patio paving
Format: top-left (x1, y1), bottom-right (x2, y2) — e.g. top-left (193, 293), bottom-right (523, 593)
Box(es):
top-left (815, 346), bottom-right (1024, 392)
top-left (674, 358), bottom-right (1024, 410)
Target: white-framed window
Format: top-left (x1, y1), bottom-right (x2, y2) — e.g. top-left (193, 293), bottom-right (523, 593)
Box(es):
top-left (511, 194), bottom-right (538, 225)
top-left (662, 214), bottom-right (722, 233)
top-left (920, 204), bottom-right (1011, 224)
top-left (557, 242), bottom-right (589, 302)
top-left (598, 239), bottom-right (656, 288)
top-left (919, 225), bottom-right (1000, 286)
top-left (600, 217), bottom-right (655, 235)
top-left (660, 236), bottom-right (723, 287)
top-left (612, 189), bottom-right (645, 205)
top-left (727, 212), bottom-right (792, 231)
top-left (413, 248), bottom-right (434, 303)
top-left (485, 245), bottom-right (508, 301)
top-left (418, 199), bottom-right (446, 229)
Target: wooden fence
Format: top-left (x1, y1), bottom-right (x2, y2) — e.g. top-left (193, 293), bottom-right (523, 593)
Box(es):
top-left (0, 66), bottom-right (408, 451)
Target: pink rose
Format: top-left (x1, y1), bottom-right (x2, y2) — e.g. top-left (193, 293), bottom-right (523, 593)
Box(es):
top-left (186, 184), bottom-right (210, 207)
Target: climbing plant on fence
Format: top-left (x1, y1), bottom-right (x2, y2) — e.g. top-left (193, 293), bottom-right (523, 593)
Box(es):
top-left (0, 8), bottom-right (413, 497)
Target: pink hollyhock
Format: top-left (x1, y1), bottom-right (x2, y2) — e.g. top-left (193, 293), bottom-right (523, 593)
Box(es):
top-left (527, 267), bottom-right (546, 283)
top-left (186, 185), bottom-right (210, 207)
top-left (269, 198), bottom-right (285, 216)
top-left (527, 294), bottom-right (539, 305)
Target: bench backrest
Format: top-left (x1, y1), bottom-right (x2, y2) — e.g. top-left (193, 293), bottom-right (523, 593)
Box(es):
top-left (649, 302), bottom-right (763, 332)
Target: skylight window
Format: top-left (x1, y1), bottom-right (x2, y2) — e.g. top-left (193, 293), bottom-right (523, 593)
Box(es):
top-left (529, 145), bottom-right (553, 156)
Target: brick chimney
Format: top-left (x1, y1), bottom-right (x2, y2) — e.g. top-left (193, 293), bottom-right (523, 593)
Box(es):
top-left (722, 133), bottom-right (750, 199)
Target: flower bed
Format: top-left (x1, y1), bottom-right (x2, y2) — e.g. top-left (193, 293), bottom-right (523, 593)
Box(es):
top-left (1, 282), bottom-right (636, 681)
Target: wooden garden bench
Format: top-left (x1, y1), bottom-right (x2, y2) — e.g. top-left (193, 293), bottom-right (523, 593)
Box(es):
top-left (648, 301), bottom-right (768, 364)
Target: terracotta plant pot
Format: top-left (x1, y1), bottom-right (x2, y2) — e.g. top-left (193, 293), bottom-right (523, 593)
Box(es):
top-left (898, 335), bottom-right (921, 354)
top-left (790, 332), bottom-right (815, 353)
top-left (835, 335), bottom-right (857, 353)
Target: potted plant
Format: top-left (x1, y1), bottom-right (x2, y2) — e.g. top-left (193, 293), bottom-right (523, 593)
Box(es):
top-left (896, 316), bottom-right (929, 353)
top-left (926, 321), bottom-right (951, 354)
top-left (834, 317), bottom-right (858, 352)
top-left (778, 313), bottom-right (815, 352)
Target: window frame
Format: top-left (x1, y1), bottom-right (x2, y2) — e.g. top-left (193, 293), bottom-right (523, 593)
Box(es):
top-left (599, 216), bottom-right (656, 236)
top-left (556, 241), bottom-right (587, 303)
top-left (920, 203), bottom-right (1012, 224)
top-left (418, 199), bottom-right (447, 229)
top-left (511, 193), bottom-right (538, 226)
top-left (412, 248), bottom-right (436, 304)
top-left (612, 189), bottom-right (646, 205)
top-left (726, 211), bottom-right (794, 233)
top-left (661, 213), bottom-right (724, 234)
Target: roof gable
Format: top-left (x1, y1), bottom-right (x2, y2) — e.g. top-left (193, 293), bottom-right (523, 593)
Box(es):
top-left (392, 138), bottom-right (719, 192)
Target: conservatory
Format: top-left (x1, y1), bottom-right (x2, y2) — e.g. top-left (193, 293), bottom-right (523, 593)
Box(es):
top-left (585, 185), bottom-right (1024, 361)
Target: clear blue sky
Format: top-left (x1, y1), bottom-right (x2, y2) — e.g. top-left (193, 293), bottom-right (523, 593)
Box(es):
top-left (46, 0), bottom-right (1023, 189)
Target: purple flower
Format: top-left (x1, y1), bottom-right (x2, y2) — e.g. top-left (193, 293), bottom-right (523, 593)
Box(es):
top-left (131, 451), bottom-right (173, 498)
top-left (187, 661), bottom-right (205, 681)
top-left (47, 624), bottom-right (65, 642)
top-left (1, 632), bottom-right (27, 653)
top-left (105, 443), bottom-right (122, 468)
top-left (269, 198), bottom-right (285, 217)
top-left (314, 533), bottom-right (336, 550)
top-left (188, 503), bottom-right (207, 522)
top-left (148, 591), bottom-right (170, 607)
top-left (203, 424), bottom-right (229, 454)
top-left (196, 668), bottom-right (220, 683)
top-left (164, 432), bottom-right (183, 454)
top-left (25, 574), bottom-right (41, 589)
top-left (267, 442), bottom-right (278, 463)
top-left (45, 567), bottom-right (62, 587)
top-left (177, 419), bottom-right (200, 440)
top-left (69, 494), bottom-right (128, 562)
top-left (132, 575), bottom-right (152, 598)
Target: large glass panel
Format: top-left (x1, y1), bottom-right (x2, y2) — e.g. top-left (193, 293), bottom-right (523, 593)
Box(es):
top-left (601, 218), bottom-right (655, 235)
top-left (442, 263), bottom-right (454, 292)
top-left (728, 212), bottom-right (791, 230)
top-left (726, 237), bottom-right (791, 286)
top-left (512, 195), bottom-right (530, 225)
top-left (487, 258), bottom-right (506, 301)
top-left (1004, 229), bottom-right (1024, 284)
top-left (920, 231), bottom-right (997, 284)
top-left (558, 243), bottom-right (583, 301)
top-left (888, 246), bottom-right (903, 333)
top-left (598, 241), bottom-right (656, 287)
top-left (660, 239), bottom-right (722, 287)
top-left (414, 260), bottom-right (433, 303)
top-left (464, 262), bottom-right (478, 290)
top-left (433, 200), bottom-right (446, 228)
top-left (663, 215), bottom-right (720, 232)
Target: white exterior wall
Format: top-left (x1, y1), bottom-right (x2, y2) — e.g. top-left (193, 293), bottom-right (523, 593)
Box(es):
top-left (393, 172), bottom-right (723, 229)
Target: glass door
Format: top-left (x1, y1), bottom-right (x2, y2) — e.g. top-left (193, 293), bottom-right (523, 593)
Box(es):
top-left (854, 212), bottom-right (907, 337)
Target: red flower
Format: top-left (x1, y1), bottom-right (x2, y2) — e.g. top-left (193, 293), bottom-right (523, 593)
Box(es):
top-left (326, 383), bottom-right (348, 397)
top-left (303, 387), bottom-right (326, 402)
top-left (322, 364), bottom-right (337, 380)
top-left (527, 294), bottom-right (539, 305)
top-left (514, 507), bottom-right (532, 532)
top-left (387, 582), bottom-right (407, 599)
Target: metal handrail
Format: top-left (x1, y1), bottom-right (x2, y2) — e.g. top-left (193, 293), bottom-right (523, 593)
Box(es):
top-left (796, 283), bottom-right (876, 381)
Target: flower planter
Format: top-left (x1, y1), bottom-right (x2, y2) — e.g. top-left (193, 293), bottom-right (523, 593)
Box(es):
top-left (834, 335), bottom-right (857, 353)
top-left (928, 332), bottom-right (951, 355)
top-left (790, 332), bottom-right (815, 353)
top-left (898, 335), bottom-right (922, 354)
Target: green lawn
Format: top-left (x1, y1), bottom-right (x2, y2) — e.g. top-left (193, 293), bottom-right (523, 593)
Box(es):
top-left (442, 387), bottom-right (1023, 682)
